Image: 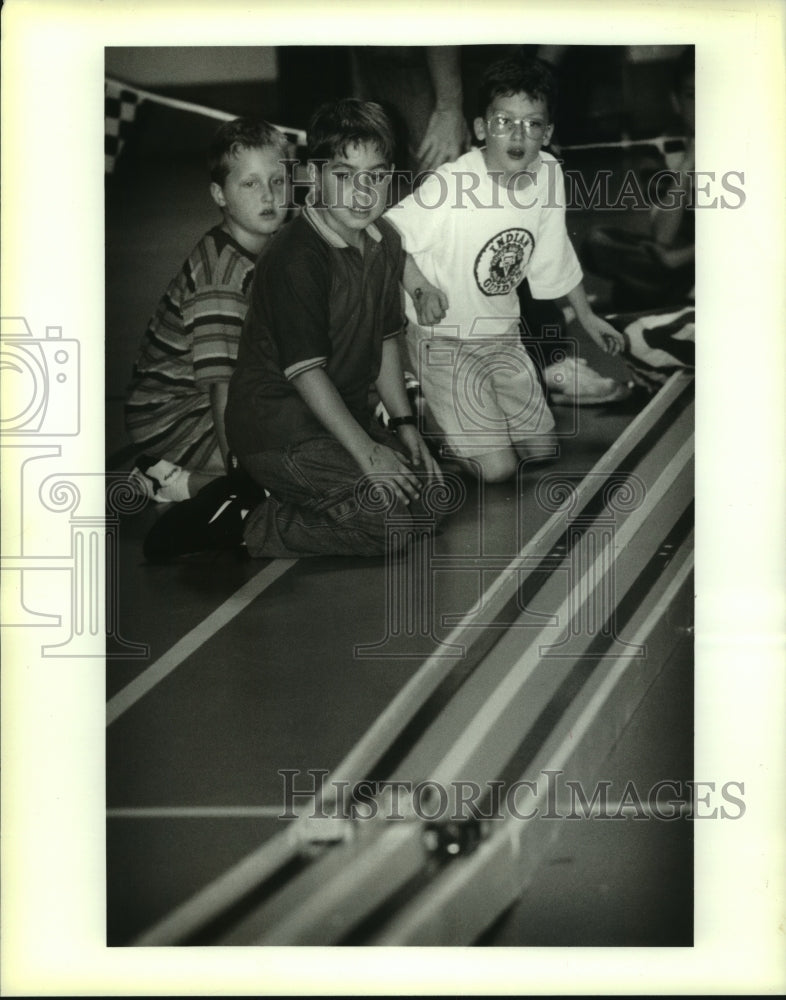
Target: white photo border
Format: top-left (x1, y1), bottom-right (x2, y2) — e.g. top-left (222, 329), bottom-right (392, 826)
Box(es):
top-left (2, 0), bottom-right (785, 994)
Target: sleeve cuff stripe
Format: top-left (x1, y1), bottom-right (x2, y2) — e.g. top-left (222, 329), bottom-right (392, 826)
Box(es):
top-left (283, 357), bottom-right (328, 380)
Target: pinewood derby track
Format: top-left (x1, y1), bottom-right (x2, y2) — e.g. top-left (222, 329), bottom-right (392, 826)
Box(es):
top-left (107, 372), bottom-right (694, 946)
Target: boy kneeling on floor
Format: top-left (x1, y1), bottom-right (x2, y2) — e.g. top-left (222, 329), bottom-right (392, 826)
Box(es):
top-left (145, 99), bottom-right (445, 562)
top-left (386, 55), bottom-right (628, 483)
top-left (126, 118), bottom-right (291, 503)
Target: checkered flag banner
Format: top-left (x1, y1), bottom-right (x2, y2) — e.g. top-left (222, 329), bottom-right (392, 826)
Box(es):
top-left (105, 79), bottom-right (141, 174)
top-left (104, 76), bottom-right (307, 175)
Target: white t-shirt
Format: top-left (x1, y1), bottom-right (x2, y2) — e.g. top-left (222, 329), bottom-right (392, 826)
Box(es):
top-left (386, 147), bottom-right (583, 340)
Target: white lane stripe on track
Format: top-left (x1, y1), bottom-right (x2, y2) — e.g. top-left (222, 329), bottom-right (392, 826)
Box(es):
top-left (107, 806), bottom-right (288, 819)
top-left (106, 559), bottom-right (297, 726)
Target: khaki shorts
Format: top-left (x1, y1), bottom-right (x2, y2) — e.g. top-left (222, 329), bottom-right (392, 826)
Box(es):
top-left (407, 332), bottom-right (555, 459)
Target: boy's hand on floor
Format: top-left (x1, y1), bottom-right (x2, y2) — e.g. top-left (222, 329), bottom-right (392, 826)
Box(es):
top-left (359, 441), bottom-right (422, 506)
top-left (414, 285), bottom-right (449, 326)
top-left (583, 314), bottom-right (625, 356)
top-left (396, 424), bottom-right (444, 482)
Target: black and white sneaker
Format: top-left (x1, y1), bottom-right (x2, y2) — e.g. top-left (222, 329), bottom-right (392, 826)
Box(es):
top-left (143, 476), bottom-right (251, 562)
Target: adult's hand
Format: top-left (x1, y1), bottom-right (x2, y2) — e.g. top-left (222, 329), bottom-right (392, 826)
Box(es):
top-left (416, 107), bottom-right (471, 172)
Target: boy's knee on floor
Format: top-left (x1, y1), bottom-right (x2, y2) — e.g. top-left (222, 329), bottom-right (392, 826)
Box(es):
top-left (514, 432), bottom-right (559, 465)
top-left (471, 449), bottom-right (519, 484)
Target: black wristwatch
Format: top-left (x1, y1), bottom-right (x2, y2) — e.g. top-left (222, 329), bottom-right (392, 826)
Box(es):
top-left (388, 415), bottom-right (417, 431)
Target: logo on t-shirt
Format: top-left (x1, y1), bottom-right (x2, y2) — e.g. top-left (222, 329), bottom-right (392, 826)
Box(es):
top-left (474, 228), bottom-right (535, 296)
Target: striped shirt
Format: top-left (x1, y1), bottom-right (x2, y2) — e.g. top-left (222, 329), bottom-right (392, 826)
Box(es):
top-left (125, 226), bottom-right (257, 469)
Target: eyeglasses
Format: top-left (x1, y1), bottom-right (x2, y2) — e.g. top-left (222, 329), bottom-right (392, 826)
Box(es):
top-left (486, 114), bottom-right (550, 140)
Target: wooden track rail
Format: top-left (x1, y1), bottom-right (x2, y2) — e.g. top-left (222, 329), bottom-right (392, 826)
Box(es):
top-left (134, 372), bottom-right (694, 946)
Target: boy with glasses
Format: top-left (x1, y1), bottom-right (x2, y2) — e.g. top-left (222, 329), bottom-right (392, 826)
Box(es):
top-left (389, 56), bottom-right (626, 484)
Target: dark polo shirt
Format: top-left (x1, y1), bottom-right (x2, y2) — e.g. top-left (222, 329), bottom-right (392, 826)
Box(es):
top-left (226, 206), bottom-right (405, 456)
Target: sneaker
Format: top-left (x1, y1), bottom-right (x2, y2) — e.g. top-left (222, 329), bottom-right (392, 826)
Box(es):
top-left (143, 476), bottom-right (252, 562)
top-left (544, 357), bottom-right (632, 406)
top-left (129, 455), bottom-right (190, 503)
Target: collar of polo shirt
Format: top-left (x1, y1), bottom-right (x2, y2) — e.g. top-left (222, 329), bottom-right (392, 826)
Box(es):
top-left (303, 203), bottom-right (383, 248)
